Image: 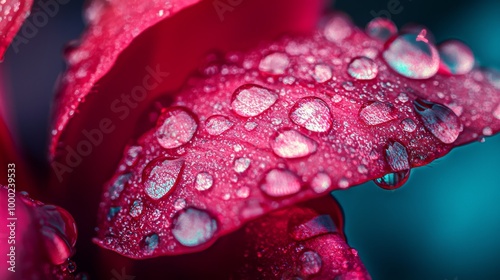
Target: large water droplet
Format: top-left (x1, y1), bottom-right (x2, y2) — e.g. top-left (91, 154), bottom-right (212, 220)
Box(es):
top-left (289, 97), bottom-right (333, 133)
top-left (231, 84), bottom-right (278, 117)
top-left (260, 168), bottom-right (301, 197)
top-left (413, 98), bottom-right (463, 144)
top-left (40, 226), bottom-right (73, 265)
top-left (155, 107), bottom-right (197, 149)
top-left (108, 173), bottom-right (131, 200)
top-left (365, 17), bottom-right (397, 42)
top-left (140, 233), bottom-right (159, 255)
top-left (374, 170), bottom-right (410, 190)
top-left (310, 172), bottom-right (332, 193)
top-left (205, 115), bottom-right (233, 135)
top-left (359, 102), bottom-right (397, 125)
top-left (172, 208), bottom-right (218, 247)
top-left (401, 118), bottom-right (417, 132)
top-left (383, 31), bottom-right (439, 79)
top-left (289, 214), bottom-right (337, 241)
top-left (438, 40), bottom-right (474, 75)
top-left (259, 52), bottom-right (289, 75)
top-left (300, 251), bottom-right (322, 275)
top-left (234, 157), bottom-right (251, 173)
top-left (324, 13), bottom-right (353, 43)
top-left (144, 158), bottom-right (184, 200)
top-left (347, 57), bottom-right (379, 80)
top-left (385, 141), bottom-right (410, 171)
top-left (271, 129), bottom-right (317, 159)
top-left (313, 64), bottom-right (333, 83)
top-left (195, 172), bottom-right (214, 191)
top-left (129, 200), bottom-right (143, 218)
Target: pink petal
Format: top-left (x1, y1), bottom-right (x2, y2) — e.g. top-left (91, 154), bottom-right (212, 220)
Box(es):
top-left (0, 0), bottom-right (33, 57)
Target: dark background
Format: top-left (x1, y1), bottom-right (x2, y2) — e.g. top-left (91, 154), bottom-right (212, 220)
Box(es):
top-left (1, 0), bottom-right (499, 279)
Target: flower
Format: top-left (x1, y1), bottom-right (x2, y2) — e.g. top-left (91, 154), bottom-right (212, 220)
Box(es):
top-left (1, 0), bottom-right (500, 279)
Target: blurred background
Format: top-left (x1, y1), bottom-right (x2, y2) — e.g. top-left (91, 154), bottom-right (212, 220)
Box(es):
top-left (1, 0), bottom-right (499, 279)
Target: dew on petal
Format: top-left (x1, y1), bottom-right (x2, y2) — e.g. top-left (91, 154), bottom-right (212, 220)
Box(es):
top-left (234, 157), bottom-right (251, 173)
top-left (347, 57), bottom-right (379, 80)
top-left (244, 121), bottom-right (258, 131)
top-left (144, 158), bottom-right (184, 200)
top-left (155, 107), bottom-right (197, 149)
top-left (365, 17), bottom-right (397, 42)
top-left (338, 178), bottom-right (350, 189)
top-left (129, 200), bottom-right (143, 218)
top-left (260, 169), bottom-right (301, 197)
top-left (300, 251), bottom-right (322, 275)
top-left (40, 226), bottom-right (73, 265)
top-left (385, 141), bottom-right (410, 171)
top-left (483, 127), bottom-right (493, 136)
top-left (172, 208), bottom-right (218, 247)
top-left (324, 14), bottom-right (352, 43)
top-left (124, 145), bottom-right (142, 166)
top-left (107, 206), bottom-right (121, 221)
top-left (413, 98), bottom-right (463, 144)
top-left (140, 233), bottom-right (159, 255)
top-left (108, 173), bottom-right (131, 200)
top-left (289, 214), bottom-right (337, 241)
top-left (493, 104), bottom-right (500, 120)
top-left (401, 118), bottom-right (417, 132)
top-left (313, 64), bottom-right (333, 83)
top-left (205, 115), bottom-right (233, 136)
top-left (359, 102), bottom-right (397, 125)
top-left (310, 172), bottom-right (332, 193)
top-left (231, 84), bottom-right (278, 117)
top-left (289, 97), bottom-right (333, 132)
top-left (195, 172), bottom-right (214, 191)
top-left (438, 40), bottom-right (475, 75)
top-left (383, 31), bottom-right (440, 79)
top-left (271, 129), bottom-right (318, 159)
top-left (259, 52), bottom-right (290, 75)
top-left (374, 169), bottom-right (410, 190)
top-left (174, 198), bottom-right (187, 210)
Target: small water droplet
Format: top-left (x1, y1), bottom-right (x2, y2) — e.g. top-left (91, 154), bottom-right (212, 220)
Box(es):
top-left (310, 172), bottom-right (332, 193)
top-left (129, 200), bottom-right (143, 218)
top-left (401, 118), bottom-right (417, 132)
top-left (172, 208), bottom-right (218, 247)
top-left (140, 233), bottom-right (159, 255)
top-left (144, 158), bottom-right (184, 200)
top-left (365, 17), bottom-right (397, 42)
top-left (107, 206), bottom-right (121, 221)
top-left (492, 104), bottom-right (500, 120)
top-left (231, 84), bottom-right (278, 117)
top-left (385, 141), bottom-right (410, 171)
top-left (324, 13), bottom-right (352, 43)
top-left (124, 145), bottom-right (142, 166)
top-left (357, 164), bottom-right (368, 174)
top-left (438, 40), bottom-right (474, 75)
top-left (313, 64), bottom-right (333, 83)
top-left (300, 251), bottom-right (322, 275)
top-left (195, 172), bottom-right (214, 191)
top-left (236, 186), bottom-right (250, 198)
top-left (271, 129), bottom-right (317, 159)
top-left (347, 57), bottom-right (379, 80)
top-left (174, 198), bottom-right (187, 210)
top-left (205, 115), bottom-right (233, 135)
top-left (338, 178), bottom-right (349, 189)
top-left (63, 259), bottom-right (77, 273)
top-left (259, 52), bottom-right (289, 75)
top-left (289, 97), bottom-right (333, 132)
top-left (260, 168), bottom-right (301, 197)
top-left (234, 157), bottom-right (251, 173)
top-left (108, 173), bottom-right (131, 200)
top-left (383, 31), bottom-right (439, 79)
top-left (374, 170), bottom-right (410, 190)
top-left (244, 121), bottom-right (258, 131)
top-left (155, 107), bottom-right (197, 149)
top-left (289, 214), bottom-right (337, 241)
top-left (413, 98), bottom-right (463, 144)
top-left (359, 102), bottom-right (397, 125)
top-left (483, 127), bottom-right (493, 136)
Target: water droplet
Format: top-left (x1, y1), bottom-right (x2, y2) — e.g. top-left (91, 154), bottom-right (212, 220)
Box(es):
top-left (401, 118), bottom-right (417, 132)
top-left (289, 214), bottom-right (337, 241)
top-left (483, 127), bottom-right (493, 136)
top-left (259, 52), bottom-right (289, 75)
top-left (236, 186), bottom-right (250, 198)
top-left (63, 259), bottom-right (77, 273)
top-left (385, 141), bottom-right (410, 171)
top-left (205, 115), bottom-right (233, 135)
top-left (313, 64), bottom-right (333, 83)
top-left (129, 200), bottom-right (143, 218)
top-left (108, 173), bottom-right (131, 200)
top-left (231, 84), bottom-right (278, 117)
top-left (144, 158), bottom-right (184, 200)
top-left (172, 208), bottom-right (218, 247)
top-left (289, 97), bottom-right (333, 133)
top-left (347, 56), bottom-right (378, 80)
top-left (493, 104), bottom-right (500, 120)
top-left (260, 168), bottom-right (301, 197)
top-left (124, 145), bottom-right (142, 166)
top-left (300, 251), bottom-right (322, 275)
top-left (107, 206), bottom-right (121, 221)
top-left (383, 31), bottom-right (439, 79)
top-left (374, 170), bottom-right (410, 190)
top-left (324, 13), bottom-right (352, 43)
top-left (155, 107), bottom-right (197, 149)
top-left (271, 129), bottom-right (317, 159)
top-left (310, 172), bottom-right (332, 193)
top-left (338, 178), bottom-right (350, 189)
top-left (140, 233), bottom-right (159, 255)
top-left (174, 198), bottom-right (187, 210)
top-left (359, 102), bottom-right (397, 125)
top-left (195, 172), bottom-right (214, 191)
top-left (234, 157), bottom-right (251, 173)
top-left (244, 121), bottom-right (258, 131)
top-left (413, 98), bottom-right (463, 144)
top-left (365, 17), bottom-right (397, 42)
top-left (357, 164), bottom-right (368, 174)
top-left (438, 40), bottom-right (474, 75)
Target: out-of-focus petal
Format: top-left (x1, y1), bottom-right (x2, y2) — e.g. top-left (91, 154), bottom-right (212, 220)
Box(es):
top-left (0, 0), bottom-right (33, 57)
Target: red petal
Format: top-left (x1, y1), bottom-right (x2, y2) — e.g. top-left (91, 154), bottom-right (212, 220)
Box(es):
top-left (0, 0), bottom-right (33, 57)
top-left (0, 187), bottom-right (78, 279)
top-left (94, 14), bottom-right (500, 258)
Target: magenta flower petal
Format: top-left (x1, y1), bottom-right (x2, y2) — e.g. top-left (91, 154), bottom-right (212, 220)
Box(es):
top-left (0, 0), bottom-right (33, 57)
